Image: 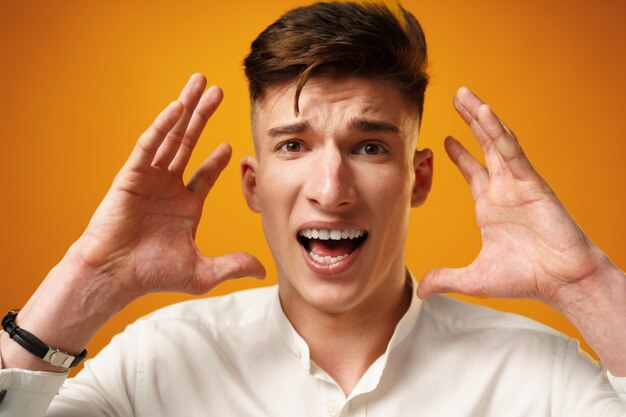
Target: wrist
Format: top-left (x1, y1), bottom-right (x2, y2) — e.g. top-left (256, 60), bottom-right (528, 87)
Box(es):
top-left (551, 256), bottom-right (626, 375)
top-left (550, 250), bottom-right (623, 315)
top-left (2, 309), bottom-right (88, 369)
top-left (0, 246), bottom-right (134, 372)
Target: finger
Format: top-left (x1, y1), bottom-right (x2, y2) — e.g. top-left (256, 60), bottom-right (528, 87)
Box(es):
top-left (476, 104), bottom-right (536, 180)
top-left (444, 136), bottom-right (488, 198)
top-left (192, 252), bottom-right (266, 293)
top-left (455, 87), bottom-right (535, 179)
top-left (417, 267), bottom-right (481, 298)
top-left (452, 91), bottom-right (476, 125)
top-left (453, 87), bottom-right (489, 141)
top-left (169, 85), bottom-right (224, 174)
top-left (124, 101), bottom-right (184, 171)
top-left (152, 73), bottom-right (207, 169)
top-left (453, 89), bottom-right (507, 176)
top-left (186, 143), bottom-right (232, 200)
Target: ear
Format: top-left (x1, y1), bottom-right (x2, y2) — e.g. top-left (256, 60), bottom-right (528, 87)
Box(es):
top-left (411, 148), bottom-right (433, 207)
top-left (241, 155), bottom-right (261, 213)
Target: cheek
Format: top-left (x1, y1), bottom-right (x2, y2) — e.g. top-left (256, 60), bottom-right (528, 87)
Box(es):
top-left (255, 165), bottom-right (302, 245)
top-left (355, 163), bottom-right (413, 206)
top-left (257, 154), bottom-right (321, 204)
top-left (355, 164), bottom-right (413, 243)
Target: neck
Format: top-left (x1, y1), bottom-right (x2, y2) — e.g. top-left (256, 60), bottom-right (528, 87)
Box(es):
top-left (279, 268), bottom-right (412, 396)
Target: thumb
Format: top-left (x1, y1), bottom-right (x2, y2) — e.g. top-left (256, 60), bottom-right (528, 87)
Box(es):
top-left (194, 252), bottom-right (266, 291)
top-left (418, 267), bottom-right (477, 299)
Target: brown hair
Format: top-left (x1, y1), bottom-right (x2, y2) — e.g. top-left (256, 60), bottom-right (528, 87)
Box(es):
top-left (243, 1), bottom-right (429, 119)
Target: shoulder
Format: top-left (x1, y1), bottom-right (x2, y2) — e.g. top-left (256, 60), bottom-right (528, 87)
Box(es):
top-left (410, 294), bottom-right (579, 388)
top-left (419, 294), bottom-right (567, 344)
top-left (135, 284), bottom-right (278, 331)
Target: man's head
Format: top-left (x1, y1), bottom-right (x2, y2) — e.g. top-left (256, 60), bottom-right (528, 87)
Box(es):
top-left (240, 2), bottom-right (433, 315)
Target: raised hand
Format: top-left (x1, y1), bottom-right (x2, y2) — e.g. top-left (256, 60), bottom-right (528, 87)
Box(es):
top-left (1, 74), bottom-right (266, 371)
top-left (417, 87), bottom-right (612, 306)
top-left (0, 74), bottom-right (265, 372)
top-left (72, 74), bottom-right (266, 302)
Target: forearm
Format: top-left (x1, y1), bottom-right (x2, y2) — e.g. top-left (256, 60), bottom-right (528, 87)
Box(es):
top-left (553, 254), bottom-right (626, 377)
top-left (0, 242), bottom-right (133, 373)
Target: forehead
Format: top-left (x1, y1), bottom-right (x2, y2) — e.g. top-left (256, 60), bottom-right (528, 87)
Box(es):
top-left (251, 77), bottom-right (419, 141)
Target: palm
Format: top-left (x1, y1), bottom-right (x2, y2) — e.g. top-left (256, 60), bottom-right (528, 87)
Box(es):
top-left (74, 74), bottom-right (264, 300)
top-left (90, 166), bottom-right (203, 293)
top-left (419, 88), bottom-right (602, 303)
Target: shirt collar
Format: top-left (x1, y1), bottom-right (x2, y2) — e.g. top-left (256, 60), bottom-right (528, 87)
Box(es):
top-left (271, 270), bottom-right (423, 379)
top-left (271, 291), bottom-right (312, 371)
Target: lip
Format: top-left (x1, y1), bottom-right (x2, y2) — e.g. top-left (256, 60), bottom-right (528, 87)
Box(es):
top-left (296, 221), bottom-right (368, 276)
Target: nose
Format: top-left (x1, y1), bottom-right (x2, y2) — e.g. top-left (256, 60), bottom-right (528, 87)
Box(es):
top-left (304, 146), bottom-right (357, 210)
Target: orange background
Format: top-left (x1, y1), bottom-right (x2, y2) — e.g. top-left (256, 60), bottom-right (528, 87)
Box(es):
top-left (1, 0), bottom-right (624, 374)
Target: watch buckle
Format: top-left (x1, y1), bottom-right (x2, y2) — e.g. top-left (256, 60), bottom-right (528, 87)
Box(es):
top-left (43, 348), bottom-right (74, 368)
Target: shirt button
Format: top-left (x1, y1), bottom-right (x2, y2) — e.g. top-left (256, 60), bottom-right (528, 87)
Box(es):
top-left (0, 389), bottom-right (7, 405)
top-left (294, 348), bottom-right (302, 358)
top-left (326, 403), bottom-right (340, 417)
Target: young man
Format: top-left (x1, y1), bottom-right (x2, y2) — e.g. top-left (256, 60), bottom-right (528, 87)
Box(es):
top-left (0, 2), bottom-right (624, 416)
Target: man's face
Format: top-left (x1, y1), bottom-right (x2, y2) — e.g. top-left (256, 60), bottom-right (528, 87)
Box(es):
top-left (242, 77), bottom-right (432, 314)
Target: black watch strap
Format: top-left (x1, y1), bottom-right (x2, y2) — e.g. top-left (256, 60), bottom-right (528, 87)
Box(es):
top-left (2, 310), bottom-right (87, 369)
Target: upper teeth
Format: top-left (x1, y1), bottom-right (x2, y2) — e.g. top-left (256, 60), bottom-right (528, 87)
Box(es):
top-left (299, 229), bottom-right (365, 240)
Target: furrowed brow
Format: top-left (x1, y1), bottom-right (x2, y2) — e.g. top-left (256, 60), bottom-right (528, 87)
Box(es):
top-left (348, 118), bottom-right (401, 134)
top-left (267, 121), bottom-right (312, 137)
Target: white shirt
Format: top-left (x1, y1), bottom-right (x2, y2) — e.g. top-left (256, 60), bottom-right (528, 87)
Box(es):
top-left (1, 278), bottom-right (625, 417)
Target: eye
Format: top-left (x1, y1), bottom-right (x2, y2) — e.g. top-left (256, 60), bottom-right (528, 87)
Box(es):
top-left (355, 142), bottom-right (388, 156)
top-left (279, 141), bottom-right (302, 153)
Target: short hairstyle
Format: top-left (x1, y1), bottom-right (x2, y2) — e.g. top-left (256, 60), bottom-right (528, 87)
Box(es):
top-left (244, 1), bottom-right (429, 119)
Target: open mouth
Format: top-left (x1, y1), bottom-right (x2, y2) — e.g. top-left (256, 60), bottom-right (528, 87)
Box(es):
top-left (297, 228), bottom-right (368, 265)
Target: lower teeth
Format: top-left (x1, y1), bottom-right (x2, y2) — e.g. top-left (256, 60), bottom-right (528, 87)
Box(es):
top-left (309, 252), bottom-right (348, 264)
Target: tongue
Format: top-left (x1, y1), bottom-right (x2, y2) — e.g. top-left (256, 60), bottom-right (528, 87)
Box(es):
top-left (309, 239), bottom-right (359, 257)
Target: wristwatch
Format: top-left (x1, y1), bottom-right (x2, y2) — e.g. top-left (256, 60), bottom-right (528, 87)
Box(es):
top-left (1, 309), bottom-right (87, 369)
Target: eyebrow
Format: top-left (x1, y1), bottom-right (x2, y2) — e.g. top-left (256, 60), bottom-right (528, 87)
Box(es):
top-left (348, 118), bottom-right (401, 134)
top-left (267, 122), bottom-right (312, 137)
top-left (266, 118), bottom-right (400, 137)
